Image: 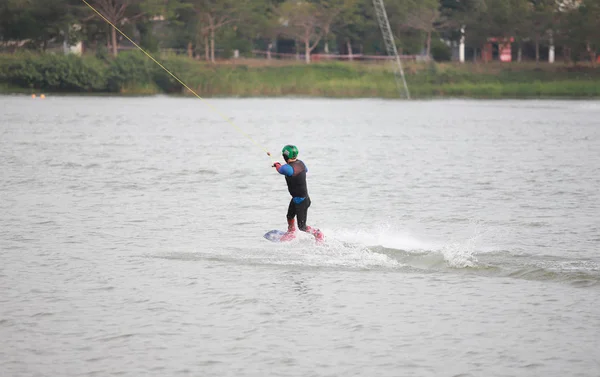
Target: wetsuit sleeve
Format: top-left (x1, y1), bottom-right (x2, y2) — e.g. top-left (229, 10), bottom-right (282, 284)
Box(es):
top-left (277, 164), bottom-right (294, 177)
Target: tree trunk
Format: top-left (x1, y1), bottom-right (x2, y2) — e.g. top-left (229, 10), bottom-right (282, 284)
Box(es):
top-left (305, 38), bottom-right (310, 64)
top-left (426, 30), bottom-right (432, 61)
top-left (210, 28), bottom-right (215, 63)
top-left (563, 45), bottom-right (571, 65)
top-left (324, 41), bottom-right (329, 54)
top-left (267, 42), bottom-right (272, 60)
top-left (347, 40), bottom-right (353, 61)
top-left (204, 35), bottom-right (209, 61)
top-left (517, 42), bottom-right (522, 62)
top-left (535, 36), bottom-right (540, 63)
top-left (295, 40), bottom-right (300, 61)
top-left (111, 27), bottom-right (118, 57)
top-left (187, 41), bottom-right (193, 58)
top-left (587, 42), bottom-right (596, 68)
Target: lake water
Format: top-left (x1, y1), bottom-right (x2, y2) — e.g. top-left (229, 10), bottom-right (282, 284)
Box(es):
top-left (1, 96), bottom-right (599, 377)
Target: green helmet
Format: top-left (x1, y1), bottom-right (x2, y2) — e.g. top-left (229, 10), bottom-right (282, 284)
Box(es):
top-left (282, 145), bottom-right (299, 160)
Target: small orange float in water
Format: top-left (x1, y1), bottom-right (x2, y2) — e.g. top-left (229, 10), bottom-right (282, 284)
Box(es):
top-left (31, 94), bottom-right (36, 99)
top-left (40, 94), bottom-right (46, 99)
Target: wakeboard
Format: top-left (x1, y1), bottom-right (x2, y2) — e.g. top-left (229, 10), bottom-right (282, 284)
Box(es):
top-left (263, 230), bottom-right (325, 244)
top-left (263, 230), bottom-right (288, 242)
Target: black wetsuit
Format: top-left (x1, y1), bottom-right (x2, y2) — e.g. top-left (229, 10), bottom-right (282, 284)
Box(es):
top-left (277, 159), bottom-right (311, 231)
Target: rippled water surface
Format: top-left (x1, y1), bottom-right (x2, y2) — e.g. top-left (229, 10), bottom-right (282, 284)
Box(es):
top-left (1, 96), bottom-right (599, 376)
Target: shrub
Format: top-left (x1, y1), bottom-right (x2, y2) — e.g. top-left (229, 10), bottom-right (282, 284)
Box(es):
top-left (106, 51), bottom-right (156, 92)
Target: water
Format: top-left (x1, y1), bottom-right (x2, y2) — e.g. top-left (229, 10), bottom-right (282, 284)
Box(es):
top-left (1, 96), bottom-right (599, 377)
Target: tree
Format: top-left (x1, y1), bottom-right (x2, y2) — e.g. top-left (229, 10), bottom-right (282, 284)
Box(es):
top-left (401, 0), bottom-right (448, 60)
top-left (230, 0), bottom-right (274, 58)
top-left (526, 0), bottom-right (557, 63)
top-left (312, 0), bottom-right (357, 54)
top-left (550, 0), bottom-right (600, 65)
top-left (444, 0), bottom-right (489, 60)
top-left (488, 0), bottom-right (530, 63)
top-left (275, 0), bottom-right (329, 63)
top-left (86, 0), bottom-right (166, 56)
top-left (134, 0), bottom-right (188, 53)
top-left (384, 0), bottom-right (443, 56)
top-left (330, 0), bottom-right (375, 58)
top-left (163, 0), bottom-right (198, 57)
top-left (0, 0), bottom-right (76, 50)
top-left (572, 0), bottom-right (600, 66)
top-left (88, 0), bottom-right (137, 56)
top-left (445, 0), bottom-right (532, 62)
top-left (182, 0), bottom-right (256, 63)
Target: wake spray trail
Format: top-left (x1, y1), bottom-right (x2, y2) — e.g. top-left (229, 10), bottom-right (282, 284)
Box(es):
top-left (323, 222), bottom-right (490, 269)
top-left (81, 0), bottom-right (274, 163)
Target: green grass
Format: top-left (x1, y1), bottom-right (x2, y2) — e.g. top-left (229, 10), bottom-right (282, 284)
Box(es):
top-left (1, 52), bottom-right (599, 99)
top-left (0, 82), bottom-right (33, 94)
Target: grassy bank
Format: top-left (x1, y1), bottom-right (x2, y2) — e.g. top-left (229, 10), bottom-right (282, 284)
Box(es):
top-left (1, 52), bottom-right (599, 99)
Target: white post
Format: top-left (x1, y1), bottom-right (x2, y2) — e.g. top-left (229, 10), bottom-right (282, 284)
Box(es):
top-left (459, 25), bottom-right (465, 63)
top-left (70, 41), bottom-right (83, 56)
top-left (548, 31), bottom-right (555, 64)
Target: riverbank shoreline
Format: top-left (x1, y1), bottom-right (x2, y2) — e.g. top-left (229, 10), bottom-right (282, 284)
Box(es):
top-left (1, 53), bottom-right (599, 99)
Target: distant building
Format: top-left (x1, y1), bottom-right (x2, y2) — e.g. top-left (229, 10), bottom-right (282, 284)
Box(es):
top-left (483, 37), bottom-right (514, 62)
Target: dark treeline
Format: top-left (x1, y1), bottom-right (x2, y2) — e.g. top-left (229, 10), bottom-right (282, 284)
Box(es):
top-left (0, 0), bottom-right (599, 64)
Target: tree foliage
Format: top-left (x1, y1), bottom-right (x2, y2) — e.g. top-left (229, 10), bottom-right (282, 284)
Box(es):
top-left (0, 0), bottom-right (598, 64)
